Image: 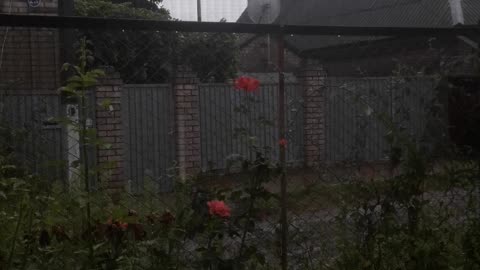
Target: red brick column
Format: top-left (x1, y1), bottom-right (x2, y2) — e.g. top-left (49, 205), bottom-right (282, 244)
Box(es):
top-left (298, 59), bottom-right (327, 167)
top-left (174, 66), bottom-right (201, 178)
top-left (95, 72), bottom-right (125, 190)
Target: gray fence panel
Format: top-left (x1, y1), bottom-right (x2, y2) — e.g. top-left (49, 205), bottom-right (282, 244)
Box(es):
top-left (199, 83), bottom-right (303, 172)
top-left (325, 77), bottom-right (437, 162)
top-left (0, 94), bottom-right (66, 181)
top-left (391, 77), bottom-right (437, 143)
top-left (122, 84), bottom-right (176, 193)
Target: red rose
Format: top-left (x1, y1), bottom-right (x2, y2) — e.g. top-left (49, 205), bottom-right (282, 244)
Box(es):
top-left (146, 213), bottom-right (158, 224)
top-left (106, 218), bottom-right (128, 231)
top-left (117, 222), bottom-right (128, 231)
top-left (160, 211), bottom-right (175, 225)
top-left (51, 225), bottom-right (70, 242)
top-left (207, 200), bottom-right (231, 218)
top-left (130, 223), bottom-right (146, 240)
top-left (235, 76), bottom-right (260, 92)
top-left (279, 138), bottom-right (288, 147)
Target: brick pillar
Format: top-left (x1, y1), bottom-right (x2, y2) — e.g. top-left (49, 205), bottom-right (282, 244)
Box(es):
top-left (298, 59), bottom-right (327, 167)
top-left (174, 66), bottom-right (201, 178)
top-left (95, 71), bottom-right (125, 191)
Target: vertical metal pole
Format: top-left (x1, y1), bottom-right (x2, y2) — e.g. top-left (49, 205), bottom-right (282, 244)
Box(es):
top-left (59, 0), bottom-right (74, 64)
top-left (277, 32), bottom-right (288, 270)
top-left (197, 0), bottom-right (202, 22)
top-left (59, 0), bottom-right (76, 186)
top-left (477, 159), bottom-right (480, 219)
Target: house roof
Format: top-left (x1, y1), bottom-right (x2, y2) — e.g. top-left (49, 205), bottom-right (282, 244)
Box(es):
top-left (464, 0), bottom-right (480, 25)
top-left (239, 0), bottom-right (480, 53)
top-left (237, 8), bottom-right (254, 24)
top-left (278, 0), bottom-right (454, 27)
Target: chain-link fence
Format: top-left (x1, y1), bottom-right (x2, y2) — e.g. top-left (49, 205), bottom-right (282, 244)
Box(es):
top-left (1, 1), bottom-right (480, 269)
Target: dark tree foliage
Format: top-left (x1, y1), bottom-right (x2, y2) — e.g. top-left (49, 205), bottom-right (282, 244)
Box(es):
top-left (112, 0), bottom-right (162, 11)
top-left (75, 0), bottom-right (238, 83)
top-left (448, 77), bottom-right (480, 156)
top-left (180, 27), bottom-right (238, 83)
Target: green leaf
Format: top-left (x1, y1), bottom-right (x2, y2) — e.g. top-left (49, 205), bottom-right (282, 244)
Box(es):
top-left (67, 75), bottom-right (83, 84)
top-left (103, 143), bottom-right (112, 150)
top-left (1, 165), bottom-right (16, 170)
top-left (61, 63), bottom-right (71, 71)
top-left (59, 86), bottom-right (79, 97)
top-left (99, 99), bottom-right (111, 110)
top-left (364, 104), bottom-right (374, 116)
top-left (90, 69), bottom-right (106, 77)
top-left (93, 242), bottom-right (106, 251)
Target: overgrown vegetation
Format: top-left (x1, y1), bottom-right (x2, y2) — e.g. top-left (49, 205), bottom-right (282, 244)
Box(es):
top-left (0, 44), bottom-right (276, 270)
top-left (329, 139), bottom-right (480, 270)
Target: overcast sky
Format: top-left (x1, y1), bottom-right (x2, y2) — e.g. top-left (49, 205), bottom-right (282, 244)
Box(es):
top-left (161, 0), bottom-right (247, 22)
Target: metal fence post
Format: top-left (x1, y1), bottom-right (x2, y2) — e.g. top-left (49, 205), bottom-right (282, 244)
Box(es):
top-left (276, 31), bottom-right (288, 270)
top-left (58, 0), bottom-right (74, 65)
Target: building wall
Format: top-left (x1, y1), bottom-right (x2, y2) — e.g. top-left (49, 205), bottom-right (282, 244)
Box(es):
top-left (1, 0), bottom-right (58, 14)
top-left (0, 0), bottom-right (61, 94)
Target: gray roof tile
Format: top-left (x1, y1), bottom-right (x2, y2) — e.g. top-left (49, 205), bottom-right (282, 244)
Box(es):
top-left (464, 0), bottom-right (480, 25)
top-left (279, 0), bottom-right (453, 27)
top-left (275, 0), bottom-right (480, 52)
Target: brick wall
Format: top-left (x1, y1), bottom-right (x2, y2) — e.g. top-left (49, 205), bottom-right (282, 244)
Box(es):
top-left (93, 66), bottom-right (204, 188)
top-left (298, 59), bottom-right (326, 167)
top-left (95, 73), bottom-right (125, 190)
top-left (174, 66), bottom-right (201, 178)
top-left (0, 0), bottom-right (60, 94)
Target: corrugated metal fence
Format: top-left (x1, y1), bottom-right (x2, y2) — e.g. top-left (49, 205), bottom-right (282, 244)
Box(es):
top-left (199, 83), bottom-right (304, 171)
top-left (325, 77), bottom-right (438, 161)
top-left (0, 93), bottom-right (66, 180)
top-left (0, 77), bottom-right (437, 187)
top-left (122, 84), bottom-right (176, 192)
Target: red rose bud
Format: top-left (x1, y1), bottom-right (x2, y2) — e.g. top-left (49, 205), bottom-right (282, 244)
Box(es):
top-left (160, 211), bottom-right (175, 225)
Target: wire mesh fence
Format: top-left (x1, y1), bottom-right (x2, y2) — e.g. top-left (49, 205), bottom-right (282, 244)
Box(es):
top-left (1, 3), bottom-right (480, 269)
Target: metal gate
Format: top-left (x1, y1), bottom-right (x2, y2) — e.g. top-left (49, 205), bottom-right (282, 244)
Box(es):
top-left (199, 83), bottom-right (304, 171)
top-left (0, 93), bottom-right (66, 181)
top-left (325, 77), bottom-right (438, 162)
top-left (122, 84), bottom-right (176, 192)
